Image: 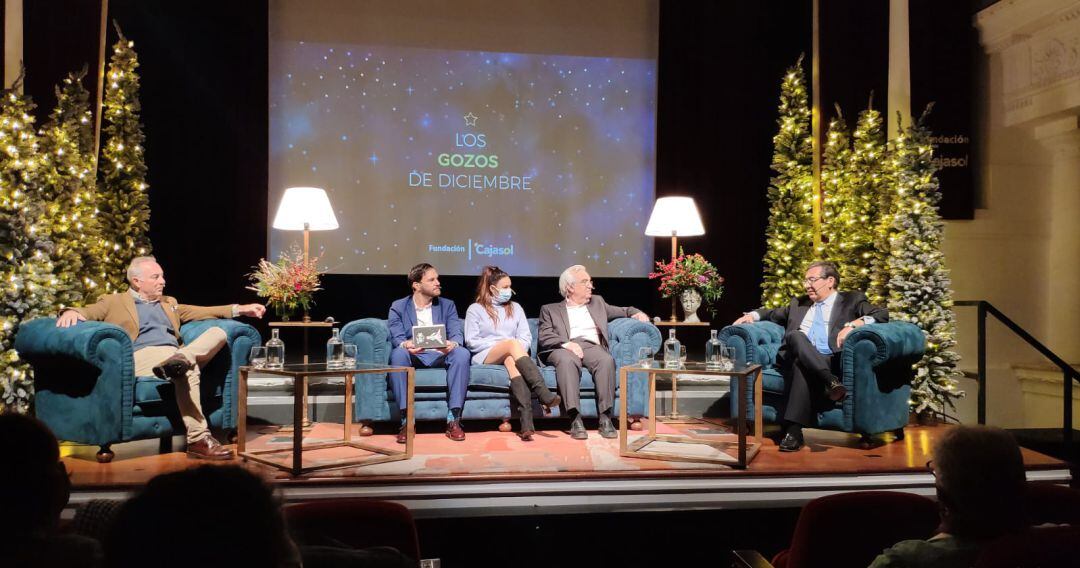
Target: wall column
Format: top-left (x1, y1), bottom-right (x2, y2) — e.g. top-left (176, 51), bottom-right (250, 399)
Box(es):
top-left (1035, 119), bottom-right (1080, 360)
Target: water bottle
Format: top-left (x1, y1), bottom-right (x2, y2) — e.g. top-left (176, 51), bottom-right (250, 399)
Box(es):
top-left (705, 329), bottom-right (723, 370)
top-left (265, 328), bottom-right (285, 370)
top-left (326, 328), bottom-right (344, 369)
top-left (663, 328), bottom-right (681, 369)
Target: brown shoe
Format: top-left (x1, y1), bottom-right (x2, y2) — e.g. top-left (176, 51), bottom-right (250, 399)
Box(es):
top-left (186, 436), bottom-right (233, 460)
top-left (825, 376), bottom-right (848, 401)
top-left (153, 353), bottom-right (193, 380)
top-left (445, 420), bottom-right (465, 441)
top-left (396, 425), bottom-right (407, 444)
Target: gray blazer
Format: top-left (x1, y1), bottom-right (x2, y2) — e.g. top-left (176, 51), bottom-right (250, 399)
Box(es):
top-left (537, 295), bottom-right (642, 356)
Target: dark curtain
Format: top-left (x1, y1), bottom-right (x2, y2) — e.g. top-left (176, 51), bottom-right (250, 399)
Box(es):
top-left (657, 1), bottom-right (812, 323)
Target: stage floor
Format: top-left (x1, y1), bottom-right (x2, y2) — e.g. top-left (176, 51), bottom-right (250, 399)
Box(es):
top-left (62, 421), bottom-right (1072, 518)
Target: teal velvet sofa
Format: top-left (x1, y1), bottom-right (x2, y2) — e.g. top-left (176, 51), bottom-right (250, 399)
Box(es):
top-left (14, 317), bottom-right (261, 461)
top-left (717, 321), bottom-right (925, 439)
top-left (341, 317), bottom-right (662, 430)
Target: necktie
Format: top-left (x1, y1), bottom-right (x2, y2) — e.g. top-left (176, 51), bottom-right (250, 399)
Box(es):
top-left (808, 302), bottom-right (831, 355)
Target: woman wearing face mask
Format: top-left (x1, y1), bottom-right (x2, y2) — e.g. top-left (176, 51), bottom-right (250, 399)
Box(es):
top-left (464, 266), bottom-right (560, 441)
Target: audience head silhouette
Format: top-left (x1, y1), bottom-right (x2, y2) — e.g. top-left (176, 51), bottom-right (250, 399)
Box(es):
top-left (0, 413), bottom-right (70, 538)
top-left (105, 465), bottom-right (299, 568)
top-left (931, 425), bottom-right (1027, 539)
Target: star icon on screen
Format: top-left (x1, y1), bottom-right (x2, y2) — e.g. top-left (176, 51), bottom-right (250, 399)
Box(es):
top-left (463, 112), bottom-right (479, 126)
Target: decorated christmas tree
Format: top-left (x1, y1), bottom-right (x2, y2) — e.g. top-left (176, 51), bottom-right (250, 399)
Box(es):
top-left (886, 105), bottom-right (963, 415)
top-left (819, 107), bottom-right (851, 262)
top-left (0, 85), bottom-right (56, 413)
top-left (98, 24), bottom-right (152, 292)
top-left (830, 99), bottom-right (888, 294)
top-left (761, 55), bottom-right (815, 308)
top-left (38, 68), bottom-right (105, 308)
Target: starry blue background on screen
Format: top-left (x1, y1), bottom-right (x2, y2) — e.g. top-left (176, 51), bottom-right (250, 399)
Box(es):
top-left (269, 42), bottom-right (657, 277)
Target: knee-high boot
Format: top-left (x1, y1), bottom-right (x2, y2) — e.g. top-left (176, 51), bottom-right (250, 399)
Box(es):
top-left (515, 356), bottom-right (561, 413)
top-left (509, 376), bottom-right (535, 441)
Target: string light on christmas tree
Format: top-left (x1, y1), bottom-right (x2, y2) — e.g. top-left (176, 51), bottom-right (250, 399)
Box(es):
top-left (39, 67), bottom-right (107, 309)
top-left (97, 22), bottom-right (152, 294)
top-left (820, 97), bottom-right (890, 295)
top-left (885, 105), bottom-right (963, 416)
top-left (761, 55), bottom-right (814, 309)
top-left (0, 80), bottom-right (55, 413)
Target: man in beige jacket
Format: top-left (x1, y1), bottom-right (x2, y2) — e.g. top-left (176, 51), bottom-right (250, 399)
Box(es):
top-left (56, 256), bottom-right (265, 459)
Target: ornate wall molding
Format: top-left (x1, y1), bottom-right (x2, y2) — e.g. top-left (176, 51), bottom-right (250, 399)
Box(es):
top-left (978, 0), bottom-right (1080, 127)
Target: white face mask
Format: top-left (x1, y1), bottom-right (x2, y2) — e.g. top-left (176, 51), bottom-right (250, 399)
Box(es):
top-left (492, 287), bottom-right (512, 304)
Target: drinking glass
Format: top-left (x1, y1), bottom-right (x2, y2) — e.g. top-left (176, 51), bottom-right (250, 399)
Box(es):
top-left (679, 345), bottom-right (687, 366)
top-left (637, 346), bottom-right (654, 368)
top-left (249, 346), bottom-right (267, 369)
top-left (721, 346), bottom-right (736, 371)
top-left (343, 344), bottom-right (357, 369)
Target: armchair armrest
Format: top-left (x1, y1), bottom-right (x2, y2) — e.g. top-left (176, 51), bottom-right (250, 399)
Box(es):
top-left (607, 318), bottom-right (661, 418)
top-left (14, 318), bottom-right (135, 444)
top-left (840, 322), bottom-right (926, 435)
top-left (607, 317), bottom-right (662, 368)
top-left (16, 317), bottom-right (133, 364)
top-left (341, 318), bottom-right (392, 422)
top-left (718, 321), bottom-right (785, 367)
top-left (841, 321), bottom-right (926, 366)
top-left (179, 319), bottom-right (262, 431)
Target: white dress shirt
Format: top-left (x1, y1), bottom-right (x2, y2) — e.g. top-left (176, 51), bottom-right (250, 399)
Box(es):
top-left (565, 302), bottom-right (601, 345)
top-left (415, 304), bottom-right (433, 327)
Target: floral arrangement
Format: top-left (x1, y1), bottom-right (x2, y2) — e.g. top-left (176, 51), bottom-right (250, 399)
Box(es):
top-left (246, 245), bottom-right (323, 320)
top-left (649, 249), bottom-right (725, 313)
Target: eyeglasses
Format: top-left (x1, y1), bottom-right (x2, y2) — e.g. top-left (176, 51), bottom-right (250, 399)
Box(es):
top-left (577, 279), bottom-right (594, 288)
top-left (803, 276), bottom-right (828, 286)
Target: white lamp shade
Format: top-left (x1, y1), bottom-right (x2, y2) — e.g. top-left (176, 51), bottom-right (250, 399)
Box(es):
top-left (272, 187), bottom-right (339, 231)
top-left (644, 197), bottom-right (705, 237)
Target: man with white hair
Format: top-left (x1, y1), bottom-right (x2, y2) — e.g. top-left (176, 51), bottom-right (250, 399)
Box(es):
top-left (55, 256), bottom-right (265, 459)
top-left (537, 265), bottom-right (649, 440)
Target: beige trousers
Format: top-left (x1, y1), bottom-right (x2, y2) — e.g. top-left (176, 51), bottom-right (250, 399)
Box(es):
top-left (132, 327), bottom-right (227, 443)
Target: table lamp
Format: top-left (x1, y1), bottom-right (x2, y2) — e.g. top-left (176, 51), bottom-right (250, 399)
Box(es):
top-left (645, 196), bottom-right (705, 322)
top-left (272, 187), bottom-right (339, 322)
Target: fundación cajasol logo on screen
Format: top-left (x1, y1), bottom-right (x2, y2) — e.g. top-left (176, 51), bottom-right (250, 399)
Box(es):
top-left (428, 240), bottom-right (514, 261)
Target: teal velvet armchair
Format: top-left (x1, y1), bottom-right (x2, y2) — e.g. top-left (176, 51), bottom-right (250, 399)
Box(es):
top-left (14, 317), bottom-right (260, 461)
top-left (717, 321), bottom-right (926, 439)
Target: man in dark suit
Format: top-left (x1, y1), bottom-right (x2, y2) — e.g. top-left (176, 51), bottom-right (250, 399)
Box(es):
top-left (733, 261), bottom-right (887, 452)
top-left (388, 263), bottom-right (470, 442)
top-left (538, 265), bottom-right (649, 440)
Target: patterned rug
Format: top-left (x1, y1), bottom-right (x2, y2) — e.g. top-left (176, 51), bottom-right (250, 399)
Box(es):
top-left (242, 420), bottom-right (749, 478)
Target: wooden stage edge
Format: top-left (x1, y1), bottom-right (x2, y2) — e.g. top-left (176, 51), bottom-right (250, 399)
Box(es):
top-left (61, 424), bottom-right (1073, 519)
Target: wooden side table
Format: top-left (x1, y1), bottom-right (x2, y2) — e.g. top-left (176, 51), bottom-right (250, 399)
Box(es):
top-left (618, 362), bottom-right (763, 469)
top-left (269, 321), bottom-right (333, 431)
top-left (238, 362), bottom-right (414, 475)
top-left (653, 321), bottom-right (711, 423)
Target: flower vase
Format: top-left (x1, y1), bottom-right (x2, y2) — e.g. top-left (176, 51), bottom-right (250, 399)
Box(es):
top-left (680, 288), bottom-right (702, 323)
top-left (274, 303), bottom-right (294, 322)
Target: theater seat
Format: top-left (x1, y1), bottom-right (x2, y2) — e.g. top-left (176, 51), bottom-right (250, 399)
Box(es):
top-left (1024, 483), bottom-right (1080, 525)
top-left (771, 491), bottom-right (939, 568)
top-left (284, 498), bottom-right (421, 562)
top-left (973, 525), bottom-right (1080, 568)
